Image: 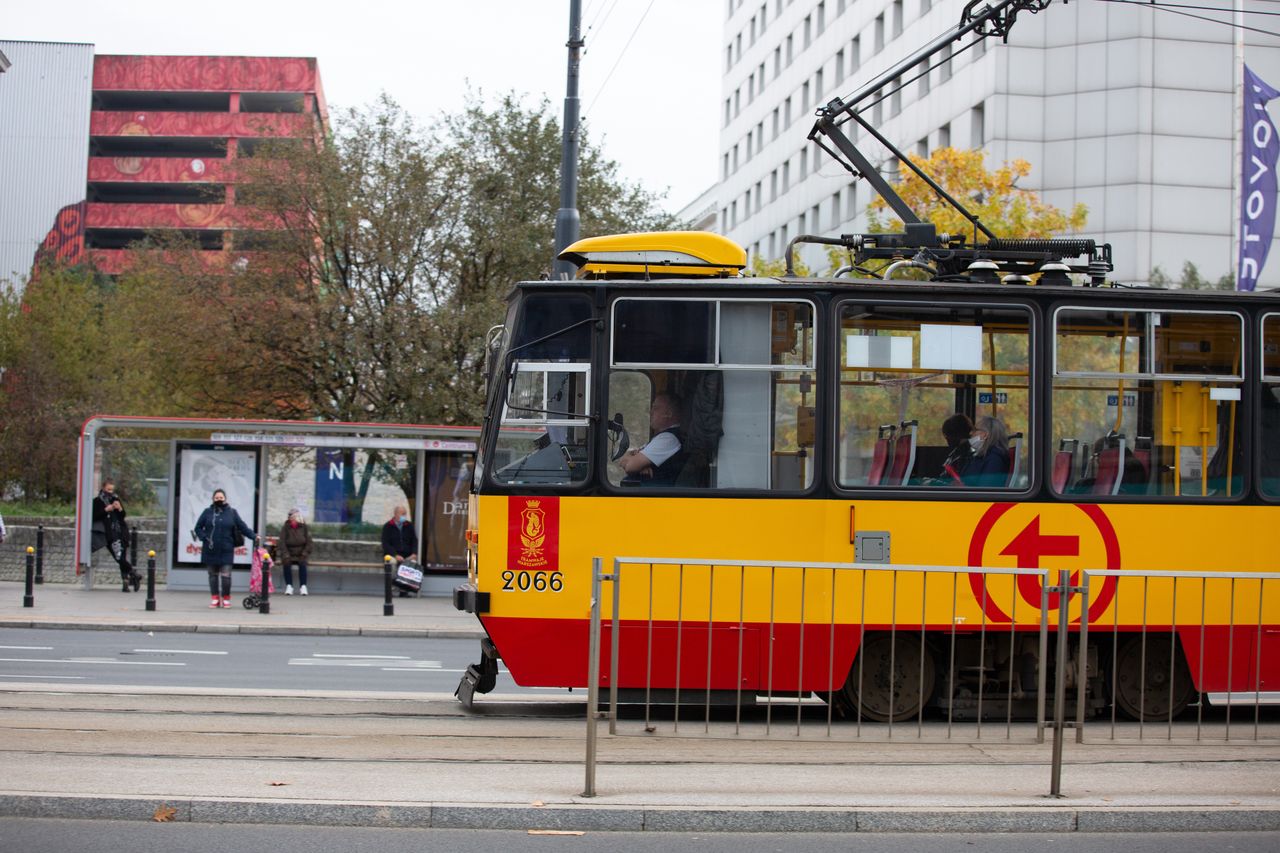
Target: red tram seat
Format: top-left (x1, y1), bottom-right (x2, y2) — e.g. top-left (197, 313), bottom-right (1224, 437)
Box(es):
top-left (1052, 438), bottom-right (1078, 492)
top-left (888, 420), bottom-right (918, 486)
top-left (868, 424), bottom-right (896, 485)
top-left (1006, 432), bottom-right (1025, 488)
top-left (1092, 436), bottom-right (1127, 496)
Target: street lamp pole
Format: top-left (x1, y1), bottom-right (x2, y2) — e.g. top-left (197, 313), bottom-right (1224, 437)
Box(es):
top-left (552, 0), bottom-right (584, 280)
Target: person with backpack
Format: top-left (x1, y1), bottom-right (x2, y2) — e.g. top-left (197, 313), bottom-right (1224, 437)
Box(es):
top-left (194, 489), bottom-right (256, 609)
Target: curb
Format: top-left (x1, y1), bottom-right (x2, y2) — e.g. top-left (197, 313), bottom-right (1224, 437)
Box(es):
top-left (0, 617), bottom-right (484, 640)
top-left (1, 795), bottom-right (1278, 832)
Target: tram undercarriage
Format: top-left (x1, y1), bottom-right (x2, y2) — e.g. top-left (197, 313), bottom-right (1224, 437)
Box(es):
top-left (835, 631), bottom-right (1197, 724)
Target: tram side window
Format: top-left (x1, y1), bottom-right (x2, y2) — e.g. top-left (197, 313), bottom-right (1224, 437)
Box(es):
top-left (1262, 314), bottom-right (1280, 498)
top-left (607, 298), bottom-right (817, 491)
top-left (836, 302), bottom-right (1031, 489)
top-left (491, 295), bottom-right (593, 487)
top-left (1051, 308), bottom-right (1244, 499)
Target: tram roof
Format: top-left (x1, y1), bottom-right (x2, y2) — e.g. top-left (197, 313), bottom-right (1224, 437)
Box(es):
top-left (516, 275), bottom-right (1280, 305)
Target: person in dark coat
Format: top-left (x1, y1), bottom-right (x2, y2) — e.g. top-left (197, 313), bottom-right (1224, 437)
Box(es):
top-left (962, 416), bottom-right (1011, 488)
top-left (278, 507), bottom-right (312, 596)
top-left (93, 479), bottom-right (140, 593)
top-left (928, 413), bottom-right (974, 485)
top-left (194, 489), bottom-right (256, 609)
top-left (381, 505), bottom-right (418, 564)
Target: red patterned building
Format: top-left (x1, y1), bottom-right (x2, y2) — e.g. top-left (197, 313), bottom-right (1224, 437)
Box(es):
top-left (82, 54), bottom-right (327, 273)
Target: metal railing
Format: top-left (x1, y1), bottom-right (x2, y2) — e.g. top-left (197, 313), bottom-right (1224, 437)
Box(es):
top-left (583, 557), bottom-right (1279, 798)
top-left (1076, 568), bottom-right (1280, 744)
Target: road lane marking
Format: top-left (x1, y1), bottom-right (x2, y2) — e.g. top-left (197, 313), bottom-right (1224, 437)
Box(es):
top-left (130, 649), bottom-right (228, 655)
top-left (0, 645), bottom-right (53, 650)
top-left (310, 654), bottom-right (411, 660)
top-left (380, 666), bottom-right (446, 672)
top-left (0, 674), bottom-right (85, 679)
top-left (0, 657), bottom-right (187, 667)
top-left (288, 658), bottom-right (440, 668)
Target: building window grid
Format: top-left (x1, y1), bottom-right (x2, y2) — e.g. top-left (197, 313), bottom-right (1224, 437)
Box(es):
top-left (755, 180), bottom-right (763, 213)
top-left (811, 204), bottom-right (821, 235)
top-left (804, 15), bottom-right (812, 49)
top-left (939, 122), bottom-right (951, 148)
top-left (815, 68), bottom-right (824, 101)
top-left (874, 14), bottom-right (884, 53)
top-left (846, 182), bottom-right (858, 220)
top-left (800, 148), bottom-right (809, 179)
top-left (836, 49), bottom-right (845, 85)
top-left (918, 61), bottom-right (930, 97)
top-left (817, 1), bottom-right (825, 32)
top-left (851, 35), bottom-right (861, 73)
top-left (893, 0), bottom-right (903, 38)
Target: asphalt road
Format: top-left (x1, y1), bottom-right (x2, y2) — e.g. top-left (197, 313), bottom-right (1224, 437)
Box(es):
top-left (1, 820), bottom-right (1277, 853)
top-left (0, 627), bottom-right (549, 696)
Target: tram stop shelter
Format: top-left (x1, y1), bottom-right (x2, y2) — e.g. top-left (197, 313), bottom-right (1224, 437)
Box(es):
top-left (75, 416), bottom-right (477, 596)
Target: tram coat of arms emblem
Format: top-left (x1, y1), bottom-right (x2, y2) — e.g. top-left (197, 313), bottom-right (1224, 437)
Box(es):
top-left (507, 496), bottom-right (559, 570)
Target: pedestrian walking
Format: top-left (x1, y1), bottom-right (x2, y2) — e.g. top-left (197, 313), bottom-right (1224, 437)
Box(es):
top-left (193, 489), bottom-right (256, 609)
top-left (278, 507), bottom-right (312, 596)
top-left (93, 479), bottom-right (140, 592)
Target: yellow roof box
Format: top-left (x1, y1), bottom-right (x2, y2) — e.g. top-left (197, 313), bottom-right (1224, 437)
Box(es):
top-left (558, 231), bottom-right (747, 279)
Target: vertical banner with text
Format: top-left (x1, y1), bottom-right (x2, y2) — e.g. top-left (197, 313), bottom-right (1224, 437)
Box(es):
top-left (1239, 64), bottom-right (1280, 292)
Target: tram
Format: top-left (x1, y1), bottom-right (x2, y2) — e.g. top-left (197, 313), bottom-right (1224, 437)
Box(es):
top-left (452, 0), bottom-right (1280, 720)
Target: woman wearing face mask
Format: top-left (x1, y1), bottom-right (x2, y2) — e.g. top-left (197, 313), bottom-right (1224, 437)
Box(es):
top-left (961, 416), bottom-right (1011, 488)
top-left (194, 489), bottom-right (256, 608)
top-left (278, 507), bottom-right (312, 596)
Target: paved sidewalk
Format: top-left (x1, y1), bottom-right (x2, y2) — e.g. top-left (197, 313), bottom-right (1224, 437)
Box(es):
top-left (0, 580), bottom-right (483, 638)
top-left (2, 580), bottom-right (1279, 834)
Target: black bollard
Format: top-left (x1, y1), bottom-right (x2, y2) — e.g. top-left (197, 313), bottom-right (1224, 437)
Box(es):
top-left (145, 551), bottom-right (157, 612)
top-left (383, 555), bottom-right (394, 616)
top-left (23, 547), bottom-right (35, 607)
top-left (34, 524), bottom-right (44, 585)
top-left (258, 548), bottom-right (271, 615)
top-left (129, 526), bottom-right (138, 569)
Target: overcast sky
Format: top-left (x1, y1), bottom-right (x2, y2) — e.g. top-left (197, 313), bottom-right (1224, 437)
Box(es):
top-left (6, 0), bottom-right (723, 216)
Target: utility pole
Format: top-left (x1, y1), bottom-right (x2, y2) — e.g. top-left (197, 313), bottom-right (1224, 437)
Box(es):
top-left (552, 0), bottom-right (584, 280)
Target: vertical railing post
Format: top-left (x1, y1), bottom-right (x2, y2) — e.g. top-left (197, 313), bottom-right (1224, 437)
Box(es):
top-left (129, 526), bottom-right (138, 571)
top-left (23, 547), bottom-right (35, 607)
top-left (1049, 569), bottom-right (1070, 797)
top-left (383, 555), bottom-right (395, 616)
top-left (609, 558), bottom-right (621, 736)
top-left (1036, 571), bottom-right (1049, 743)
top-left (145, 551), bottom-right (157, 612)
top-left (1075, 572), bottom-right (1091, 744)
top-left (34, 525), bottom-right (45, 585)
top-left (583, 556), bottom-right (603, 798)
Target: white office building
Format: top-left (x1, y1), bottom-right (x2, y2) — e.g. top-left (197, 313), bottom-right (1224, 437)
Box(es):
top-left (707, 0), bottom-right (1280, 286)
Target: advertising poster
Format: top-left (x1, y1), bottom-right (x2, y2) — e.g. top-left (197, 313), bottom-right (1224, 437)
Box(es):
top-left (313, 448), bottom-right (348, 523)
top-left (174, 444), bottom-right (260, 567)
top-left (424, 452), bottom-right (471, 571)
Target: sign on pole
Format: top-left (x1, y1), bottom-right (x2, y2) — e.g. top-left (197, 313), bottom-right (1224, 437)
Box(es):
top-left (1238, 64), bottom-right (1280, 292)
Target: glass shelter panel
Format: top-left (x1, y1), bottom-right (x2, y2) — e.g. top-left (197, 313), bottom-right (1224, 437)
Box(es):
top-left (1051, 308), bottom-right (1244, 498)
top-left (607, 298), bottom-right (816, 491)
top-left (836, 303), bottom-right (1031, 489)
top-left (491, 295), bottom-right (592, 487)
top-left (1262, 314), bottom-right (1280, 497)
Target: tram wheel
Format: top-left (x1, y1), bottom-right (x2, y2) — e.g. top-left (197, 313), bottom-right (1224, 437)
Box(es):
top-left (840, 633), bottom-right (936, 723)
top-left (1112, 635), bottom-right (1196, 721)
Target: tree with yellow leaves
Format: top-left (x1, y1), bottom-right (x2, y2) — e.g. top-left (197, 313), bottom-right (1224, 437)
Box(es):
top-left (867, 148), bottom-right (1088, 239)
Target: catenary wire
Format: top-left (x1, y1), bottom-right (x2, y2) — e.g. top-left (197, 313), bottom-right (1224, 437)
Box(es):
top-left (1093, 0), bottom-right (1280, 38)
top-left (583, 0), bottom-right (659, 120)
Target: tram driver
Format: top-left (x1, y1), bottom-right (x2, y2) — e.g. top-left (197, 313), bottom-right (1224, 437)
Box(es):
top-left (619, 393), bottom-right (687, 486)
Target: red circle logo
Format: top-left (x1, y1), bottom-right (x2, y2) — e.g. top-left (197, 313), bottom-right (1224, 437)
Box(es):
top-left (966, 503), bottom-right (1121, 623)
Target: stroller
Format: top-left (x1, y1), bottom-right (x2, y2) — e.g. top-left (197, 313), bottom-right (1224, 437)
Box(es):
top-left (242, 543), bottom-right (277, 610)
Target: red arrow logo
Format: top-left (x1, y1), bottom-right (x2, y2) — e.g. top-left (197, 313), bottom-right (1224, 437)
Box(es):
top-left (999, 516), bottom-right (1080, 610)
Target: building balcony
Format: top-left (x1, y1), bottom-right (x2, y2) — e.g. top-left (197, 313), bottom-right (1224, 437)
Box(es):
top-left (90, 110), bottom-right (314, 138)
top-left (88, 156), bottom-right (226, 183)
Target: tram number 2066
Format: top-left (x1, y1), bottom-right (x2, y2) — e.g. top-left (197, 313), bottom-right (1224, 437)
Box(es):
top-left (500, 570), bottom-right (564, 592)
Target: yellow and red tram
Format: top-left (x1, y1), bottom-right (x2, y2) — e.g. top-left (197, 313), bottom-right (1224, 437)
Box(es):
top-left (452, 230), bottom-right (1280, 721)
